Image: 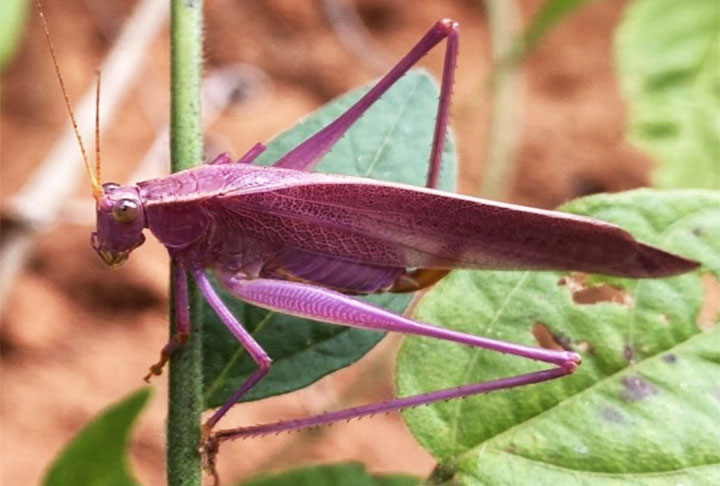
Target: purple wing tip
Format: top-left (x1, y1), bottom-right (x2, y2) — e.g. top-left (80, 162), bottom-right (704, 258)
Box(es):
top-left (618, 243), bottom-right (700, 278)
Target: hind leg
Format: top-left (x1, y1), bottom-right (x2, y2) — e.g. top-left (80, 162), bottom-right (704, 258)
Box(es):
top-left (273, 18), bottom-right (459, 187)
top-left (207, 277), bottom-right (578, 441)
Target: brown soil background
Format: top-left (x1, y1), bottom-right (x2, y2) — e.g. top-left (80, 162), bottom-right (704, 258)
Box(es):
top-left (1, 1), bottom-right (656, 485)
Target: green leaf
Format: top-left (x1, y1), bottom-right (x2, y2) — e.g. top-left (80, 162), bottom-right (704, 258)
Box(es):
top-left (240, 462), bottom-right (418, 486)
top-left (43, 388), bottom-right (152, 486)
top-left (203, 71), bottom-right (458, 408)
top-left (0, 0), bottom-right (29, 70)
top-left (616, 0), bottom-right (720, 189)
top-left (397, 190), bottom-right (720, 485)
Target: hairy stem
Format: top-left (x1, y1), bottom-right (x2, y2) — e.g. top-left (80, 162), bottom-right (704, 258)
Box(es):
top-left (167, 1), bottom-right (204, 485)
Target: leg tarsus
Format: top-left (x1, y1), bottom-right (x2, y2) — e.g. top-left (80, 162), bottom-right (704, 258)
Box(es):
top-left (201, 434), bottom-right (221, 486)
top-left (143, 331), bottom-right (189, 382)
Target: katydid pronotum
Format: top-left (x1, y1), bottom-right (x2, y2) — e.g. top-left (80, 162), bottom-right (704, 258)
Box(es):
top-left (39, 11), bottom-right (698, 481)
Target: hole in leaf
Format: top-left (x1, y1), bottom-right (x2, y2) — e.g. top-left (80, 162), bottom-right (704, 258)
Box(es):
top-left (697, 274), bottom-right (719, 331)
top-left (559, 273), bottom-right (634, 306)
top-left (532, 322), bottom-right (572, 351)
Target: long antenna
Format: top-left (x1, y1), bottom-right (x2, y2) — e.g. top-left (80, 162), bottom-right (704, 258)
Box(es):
top-left (95, 70), bottom-right (102, 186)
top-left (35, 0), bottom-right (103, 199)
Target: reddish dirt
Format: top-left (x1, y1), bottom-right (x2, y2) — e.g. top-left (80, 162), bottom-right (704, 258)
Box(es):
top-left (1, 1), bottom-right (654, 485)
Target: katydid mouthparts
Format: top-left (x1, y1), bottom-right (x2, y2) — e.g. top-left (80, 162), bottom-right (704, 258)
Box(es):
top-left (41, 11), bottom-right (698, 482)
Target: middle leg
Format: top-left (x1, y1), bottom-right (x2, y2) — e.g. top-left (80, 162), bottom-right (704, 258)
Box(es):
top-left (144, 263), bottom-right (191, 381)
top-left (192, 269), bottom-right (273, 434)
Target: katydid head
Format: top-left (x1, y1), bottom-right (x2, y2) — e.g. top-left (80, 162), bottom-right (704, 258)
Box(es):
top-left (91, 183), bottom-right (146, 267)
top-left (36, 2), bottom-right (141, 265)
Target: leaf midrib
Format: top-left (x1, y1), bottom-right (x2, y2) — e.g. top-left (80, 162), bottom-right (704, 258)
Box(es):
top-left (359, 74), bottom-right (425, 178)
top-left (448, 271), bottom-right (532, 452)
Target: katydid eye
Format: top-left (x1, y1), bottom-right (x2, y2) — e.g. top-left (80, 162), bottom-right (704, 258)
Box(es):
top-left (112, 199), bottom-right (139, 223)
top-left (102, 182), bottom-right (120, 193)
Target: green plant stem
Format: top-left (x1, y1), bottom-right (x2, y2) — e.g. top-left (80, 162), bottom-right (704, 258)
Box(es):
top-left (167, 1), bottom-right (204, 485)
top-left (480, 0), bottom-right (523, 200)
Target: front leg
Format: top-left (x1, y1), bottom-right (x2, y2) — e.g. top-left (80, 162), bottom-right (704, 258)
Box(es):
top-left (145, 265), bottom-right (273, 423)
top-left (144, 263), bottom-right (191, 381)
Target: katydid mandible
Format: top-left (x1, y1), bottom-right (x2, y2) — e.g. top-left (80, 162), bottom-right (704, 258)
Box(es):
top-left (44, 16), bottom-right (698, 475)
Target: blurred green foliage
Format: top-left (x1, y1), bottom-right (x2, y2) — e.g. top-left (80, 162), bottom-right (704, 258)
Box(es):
top-left (0, 0), bottom-right (29, 70)
top-left (43, 388), bottom-right (150, 486)
top-left (241, 463), bottom-right (418, 486)
top-left (616, 0), bottom-right (720, 188)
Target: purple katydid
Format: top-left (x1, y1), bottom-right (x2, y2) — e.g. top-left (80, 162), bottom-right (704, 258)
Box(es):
top-left (43, 15), bottom-right (698, 479)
